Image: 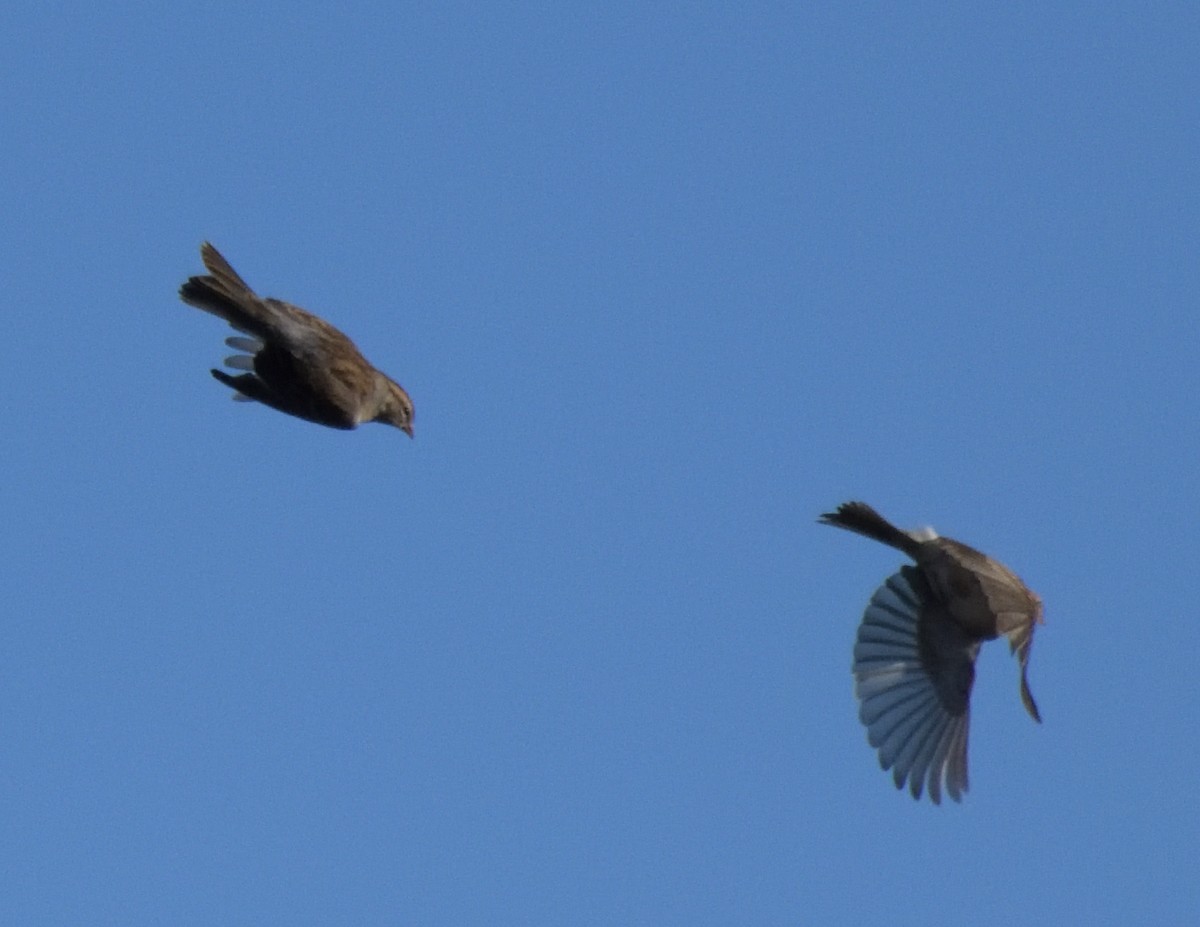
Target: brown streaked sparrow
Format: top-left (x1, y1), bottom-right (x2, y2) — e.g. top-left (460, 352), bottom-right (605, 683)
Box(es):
top-left (179, 242), bottom-right (414, 437)
top-left (820, 501), bottom-right (1043, 803)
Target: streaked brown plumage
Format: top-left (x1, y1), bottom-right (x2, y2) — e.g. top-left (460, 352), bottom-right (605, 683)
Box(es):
top-left (819, 501), bottom-right (1043, 804)
top-left (178, 242), bottom-right (414, 436)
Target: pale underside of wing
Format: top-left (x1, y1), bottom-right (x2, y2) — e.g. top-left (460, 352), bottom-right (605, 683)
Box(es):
top-left (221, 335), bottom-right (266, 402)
top-left (852, 567), bottom-right (973, 804)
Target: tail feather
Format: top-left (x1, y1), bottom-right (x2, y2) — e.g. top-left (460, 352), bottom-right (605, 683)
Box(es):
top-left (179, 243), bottom-right (267, 336)
top-left (819, 501), bottom-right (923, 558)
top-left (198, 241), bottom-right (255, 294)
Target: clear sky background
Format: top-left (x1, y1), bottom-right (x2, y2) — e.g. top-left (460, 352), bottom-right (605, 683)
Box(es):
top-left (3, 3), bottom-right (1197, 924)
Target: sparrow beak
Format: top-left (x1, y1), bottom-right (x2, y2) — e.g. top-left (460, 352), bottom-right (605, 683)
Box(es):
top-left (402, 424), bottom-right (414, 438)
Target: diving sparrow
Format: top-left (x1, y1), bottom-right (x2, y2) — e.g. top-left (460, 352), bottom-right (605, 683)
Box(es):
top-left (179, 242), bottom-right (414, 436)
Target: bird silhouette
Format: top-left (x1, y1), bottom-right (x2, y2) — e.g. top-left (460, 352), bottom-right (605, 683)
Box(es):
top-left (179, 242), bottom-right (414, 436)
top-left (820, 501), bottom-right (1042, 803)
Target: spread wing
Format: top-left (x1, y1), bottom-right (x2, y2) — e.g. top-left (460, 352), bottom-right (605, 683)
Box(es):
top-left (852, 567), bottom-right (981, 804)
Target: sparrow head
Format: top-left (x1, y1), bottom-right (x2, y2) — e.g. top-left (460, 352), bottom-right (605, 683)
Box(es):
top-left (377, 378), bottom-right (415, 437)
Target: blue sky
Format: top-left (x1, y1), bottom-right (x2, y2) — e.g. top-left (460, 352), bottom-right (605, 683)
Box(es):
top-left (3, 3), bottom-right (1197, 924)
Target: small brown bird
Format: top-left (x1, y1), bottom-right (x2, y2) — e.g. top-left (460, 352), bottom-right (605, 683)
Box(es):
top-left (819, 501), bottom-right (1043, 804)
top-left (178, 242), bottom-right (414, 436)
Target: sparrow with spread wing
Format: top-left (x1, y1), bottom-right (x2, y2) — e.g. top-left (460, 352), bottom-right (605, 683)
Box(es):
top-left (178, 242), bottom-right (414, 436)
top-left (820, 501), bottom-right (1043, 803)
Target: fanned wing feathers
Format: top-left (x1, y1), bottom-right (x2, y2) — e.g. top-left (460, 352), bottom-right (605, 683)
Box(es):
top-left (221, 335), bottom-right (262, 383)
top-left (853, 568), bottom-right (976, 804)
top-left (225, 336), bottom-right (262, 353)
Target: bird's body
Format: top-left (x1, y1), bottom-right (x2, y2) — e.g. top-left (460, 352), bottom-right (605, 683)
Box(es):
top-left (820, 501), bottom-right (1042, 803)
top-left (178, 243), bottom-right (414, 436)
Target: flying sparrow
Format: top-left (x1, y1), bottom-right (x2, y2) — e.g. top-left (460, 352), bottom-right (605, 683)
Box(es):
top-left (178, 242), bottom-right (414, 436)
top-left (819, 501), bottom-right (1043, 804)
